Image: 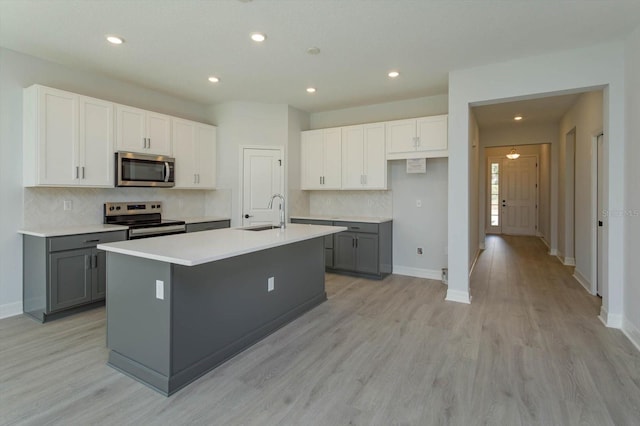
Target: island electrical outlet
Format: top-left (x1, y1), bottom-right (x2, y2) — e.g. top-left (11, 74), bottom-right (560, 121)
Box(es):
top-left (268, 277), bottom-right (275, 292)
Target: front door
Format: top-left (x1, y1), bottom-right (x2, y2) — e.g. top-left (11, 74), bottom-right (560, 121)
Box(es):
top-left (242, 147), bottom-right (284, 226)
top-left (502, 155), bottom-right (538, 235)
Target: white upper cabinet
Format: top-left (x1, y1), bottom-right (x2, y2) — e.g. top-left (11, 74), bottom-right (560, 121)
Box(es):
top-left (342, 123), bottom-right (386, 190)
top-left (386, 114), bottom-right (448, 159)
top-left (116, 105), bottom-right (172, 156)
top-left (23, 85), bottom-right (114, 187)
top-left (301, 128), bottom-right (342, 190)
top-left (172, 118), bottom-right (217, 189)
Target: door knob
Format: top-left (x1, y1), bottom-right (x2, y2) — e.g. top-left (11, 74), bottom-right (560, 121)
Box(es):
top-left (244, 214), bottom-right (253, 219)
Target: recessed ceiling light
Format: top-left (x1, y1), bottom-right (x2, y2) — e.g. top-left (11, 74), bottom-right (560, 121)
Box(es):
top-left (514, 115), bottom-right (523, 121)
top-left (208, 76), bottom-right (220, 83)
top-left (388, 71), bottom-right (400, 78)
top-left (306, 87), bottom-right (316, 93)
top-left (307, 47), bottom-right (321, 55)
top-left (250, 33), bottom-right (266, 42)
top-left (106, 35), bottom-right (124, 45)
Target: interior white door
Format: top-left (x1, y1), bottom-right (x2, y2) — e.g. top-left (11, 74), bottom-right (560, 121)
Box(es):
top-left (242, 147), bottom-right (283, 226)
top-left (596, 134), bottom-right (604, 296)
top-left (502, 156), bottom-right (538, 235)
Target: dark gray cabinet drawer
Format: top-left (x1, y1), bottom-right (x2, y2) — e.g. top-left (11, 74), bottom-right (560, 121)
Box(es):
top-left (49, 231), bottom-right (127, 252)
top-left (186, 220), bottom-right (230, 233)
top-left (333, 221), bottom-right (378, 234)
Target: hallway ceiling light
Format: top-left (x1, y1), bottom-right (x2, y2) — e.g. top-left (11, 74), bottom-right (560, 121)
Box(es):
top-left (388, 71), bottom-right (400, 78)
top-left (208, 76), bottom-right (220, 83)
top-left (506, 147), bottom-right (520, 160)
top-left (306, 87), bottom-right (316, 93)
top-left (106, 35), bottom-right (124, 45)
top-left (514, 115), bottom-right (523, 121)
top-left (250, 33), bottom-right (266, 42)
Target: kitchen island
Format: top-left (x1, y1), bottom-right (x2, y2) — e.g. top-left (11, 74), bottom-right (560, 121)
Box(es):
top-left (97, 223), bottom-right (345, 396)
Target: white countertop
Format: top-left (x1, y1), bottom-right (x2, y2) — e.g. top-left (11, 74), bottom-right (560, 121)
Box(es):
top-left (98, 223), bottom-right (346, 267)
top-left (18, 224), bottom-right (129, 238)
top-left (167, 216), bottom-right (230, 224)
top-left (291, 215), bottom-right (392, 224)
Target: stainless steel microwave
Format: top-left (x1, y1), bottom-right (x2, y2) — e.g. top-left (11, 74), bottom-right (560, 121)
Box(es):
top-left (115, 152), bottom-right (175, 187)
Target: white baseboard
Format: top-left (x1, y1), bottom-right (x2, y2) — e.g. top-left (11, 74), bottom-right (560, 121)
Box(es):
top-left (0, 301), bottom-right (23, 320)
top-left (393, 265), bottom-right (442, 281)
top-left (445, 289), bottom-right (471, 304)
top-left (479, 241), bottom-right (485, 250)
top-left (599, 306), bottom-right (623, 328)
top-left (572, 268), bottom-right (594, 295)
top-left (562, 257), bottom-right (576, 266)
top-left (549, 248), bottom-right (558, 256)
top-left (622, 318), bottom-right (640, 353)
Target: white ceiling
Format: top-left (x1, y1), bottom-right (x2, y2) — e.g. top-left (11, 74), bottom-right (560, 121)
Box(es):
top-left (1, 0), bottom-right (639, 113)
top-left (473, 93), bottom-right (583, 129)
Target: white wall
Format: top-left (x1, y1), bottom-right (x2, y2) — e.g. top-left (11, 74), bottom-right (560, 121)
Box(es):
top-left (310, 95), bottom-right (448, 129)
top-left (448, 42), bottom-right (626, 320)
top-left (308, 95), bottom-right (449, 279)
top-left (623, 26), bottom-right (640, 348)
top-left (287, 106), bottom-right (311, 218)
top-left (478, 123), bottom-right (557, 247)
top-left (207, 102), bottom-right (290, 227)
top-left (558, 91), bottom-right (603, 285)
top-left (0, 48), bottom-right (211, 318)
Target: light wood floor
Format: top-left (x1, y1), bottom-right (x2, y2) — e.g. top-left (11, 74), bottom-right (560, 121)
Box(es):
top-left (1, 235), bottom-right (639, 425)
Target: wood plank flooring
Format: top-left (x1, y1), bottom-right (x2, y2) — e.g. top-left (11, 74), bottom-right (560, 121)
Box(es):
top-left (1, 235), bottom-right (639, 425)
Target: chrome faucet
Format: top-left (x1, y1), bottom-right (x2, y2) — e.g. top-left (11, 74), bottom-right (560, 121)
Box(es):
top-left (267, 193), bottom-right (286, 229)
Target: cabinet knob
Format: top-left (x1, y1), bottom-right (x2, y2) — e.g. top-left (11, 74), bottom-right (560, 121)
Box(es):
top-left (244, 214), bottom-right (253, 219)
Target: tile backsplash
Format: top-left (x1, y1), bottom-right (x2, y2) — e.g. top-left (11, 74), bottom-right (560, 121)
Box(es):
top-left (23, 187), bottom-right (231, 227)
top-left (309, 190), bottom-right (392, 217)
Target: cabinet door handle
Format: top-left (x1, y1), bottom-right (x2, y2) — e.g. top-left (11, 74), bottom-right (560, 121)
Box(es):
top-left (81, 166), bottom-right (85, 179)
top-left (93, 254), bottom-right (98, 269)
top-left (83, 239), bottom-right (100, 243)
top-left (75, 166), bottom-right (79, 179)
top-left (355, 237), bottom-right (358, 248)
top-left (364, 175), bottom-right (367, 185)
top-left (197, 174), bottom-right (200, 184)
top-left (352, 238), bottom-right (355, 248)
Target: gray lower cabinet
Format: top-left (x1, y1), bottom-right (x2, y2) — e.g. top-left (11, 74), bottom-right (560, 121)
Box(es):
top-left (23, 230), bottom-right (126, 322)
top-left (290, 219), bottom-right (334, 268)
top-left (292, 218), bottom-right (392, 279)
top-left (186, 220), bottom-right (230, 233)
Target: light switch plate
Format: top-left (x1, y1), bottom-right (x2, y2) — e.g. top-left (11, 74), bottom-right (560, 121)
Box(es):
top-left (268, 277), bottom-right (275, 292)
top-left (156, 280), bottom-right (164, 300)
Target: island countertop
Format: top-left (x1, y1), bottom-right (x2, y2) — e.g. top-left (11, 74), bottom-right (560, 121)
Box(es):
top-left (97, 223), bottom-right (346, 267)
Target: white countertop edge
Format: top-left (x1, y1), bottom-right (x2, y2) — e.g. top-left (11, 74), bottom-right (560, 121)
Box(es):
top-left (98, 225), bottom-right (347, 267)
top-left (290, 215), bottom-right (392, 224)
top-left (18, 224), bottom-right (129, 237)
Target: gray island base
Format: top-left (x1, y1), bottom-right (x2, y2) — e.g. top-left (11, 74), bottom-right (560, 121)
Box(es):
top-left (106, 237), bottom-right (326, 396)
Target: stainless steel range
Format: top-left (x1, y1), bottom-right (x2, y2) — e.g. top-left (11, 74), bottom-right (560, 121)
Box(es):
top-left (104, 201), bottom-right (186, 239)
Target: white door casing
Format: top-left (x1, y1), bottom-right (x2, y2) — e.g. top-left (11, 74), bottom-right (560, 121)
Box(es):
top-left (596, 133), bottom-right (604, 296)
top-left (242, 147), bottom-right (284, 226)
top-left (502, 155), bottom-right (538, 236)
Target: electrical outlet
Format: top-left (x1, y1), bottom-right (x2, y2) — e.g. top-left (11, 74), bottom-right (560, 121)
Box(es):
top-left (156, 280), bottom-right (164, 300)
top-left (268, 276), bottom-right (274, 292)
top-left (416, 199), bottom-right (422, 208)
top-left (63, 200), bottom-right (73, 211)
top-left (417, 248), bottom-right (423, 255)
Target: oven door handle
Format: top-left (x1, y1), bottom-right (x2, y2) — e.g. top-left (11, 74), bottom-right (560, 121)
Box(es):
top-left (164, 162), bottom-right (170, 183)
top-left (128, 224), bottom-right (186, 238)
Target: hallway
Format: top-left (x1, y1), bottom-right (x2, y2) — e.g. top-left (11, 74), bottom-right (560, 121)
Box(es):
top-left (469, 235), bottom-right (640, 425)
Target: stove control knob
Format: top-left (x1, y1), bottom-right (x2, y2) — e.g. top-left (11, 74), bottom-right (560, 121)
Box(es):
top-left (109, 206), bottom-right (114, 211)
top-left (116, 206), bottom-right (121, 210)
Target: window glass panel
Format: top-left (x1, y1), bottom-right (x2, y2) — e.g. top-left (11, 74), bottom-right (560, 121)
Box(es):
top-left (490, 162), bottom-right (499, 226)
top-left (491, 216), bottom-right (499, 226)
